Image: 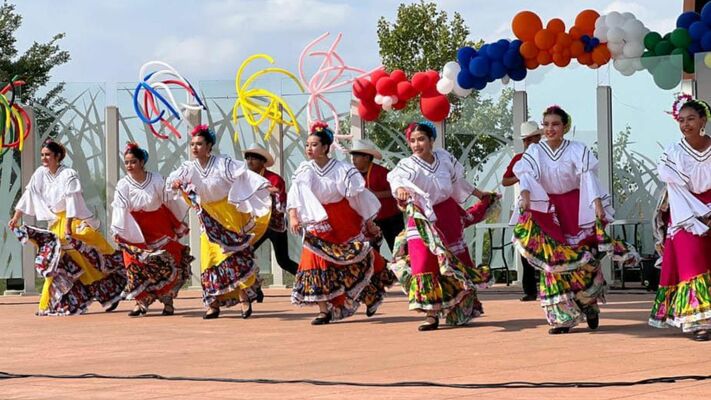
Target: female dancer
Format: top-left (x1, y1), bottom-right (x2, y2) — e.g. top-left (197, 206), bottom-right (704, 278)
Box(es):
top-left (111, 143), bottom-right (192, 316)
top-left (649, 98), bottom-right (711, 341)
top-left (388, 122), bottom-right (498, 331)
top-left (167, 125), bottom-right (272, 319)
top-left (513, 105), bottom-right (637, 334)
top-left (8, 139), bottom-right (126, 315)
top-left (287, 121), bottom-right (381, 325)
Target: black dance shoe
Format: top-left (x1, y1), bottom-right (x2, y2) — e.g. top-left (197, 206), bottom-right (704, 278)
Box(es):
top-left (311, 312), bottom-right (332, 325)
top-left (548, 327), bottom-right (570, 334)
top-left (418, 316), bottom-right (439, 331)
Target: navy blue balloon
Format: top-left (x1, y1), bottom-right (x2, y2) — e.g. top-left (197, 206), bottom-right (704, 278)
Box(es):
top-left (677, 11), bottom-right (701, 29)
top-left (469, 56), bottom-right (491, 78)
top-left (590, 37), bottom-right (600, 47)
top-left (457, 46), bottom-right (477, 65)
top-left (702, 2), bottom-right (711, 25)
top-left (702, 30), bottom-right (711, 51)
top-left (689, 21), bottom-right (708, 41)
top-left (508, 67), bottom-right (527, 81)
top-left (502, 49), bottom-right (523, 69)
top-left (457, 70), bottom-right (476, 89)
top-left (490, 61), bottom-right (507, 79)
top-left (487, 41), bottom-right (508, 60)
top-left (689, 41), bottom-right (702, 54)
top-left (510, 39), bottom-right (522, 50)
top-left (581, 35), bottom-right (591, 44)
top-left (471, 76), bottom-right (487, 90)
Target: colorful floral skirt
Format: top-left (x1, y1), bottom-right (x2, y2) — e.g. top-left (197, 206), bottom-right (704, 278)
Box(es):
top-left (14, 212), bottom-right (127, 316)
top-left (197, 197), bottom-right (270, 308)
top-left (512, 190), bottom-right (638, 328)
top-left (649, 189), bottom-right (711, 333)
top-left (390, 198), bottom-right (494, 326)
top-left (357, 236), bottom-right (397, 316)
top-left (292, 198), bottom-right (374, 321)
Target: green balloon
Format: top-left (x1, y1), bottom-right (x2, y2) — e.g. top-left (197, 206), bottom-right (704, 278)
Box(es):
top-left (644, 31), bottom-right (662, 51)
top-left (653, 61), bottom-right (682, 90)
top-left (663, 32), bottom-right (672, 41)
top-left (670, 28), bottom-right (692, 49)
top-left (640, 51), bottom-right (660, 71)
top-left (655, 40), bottom-right (673, 56)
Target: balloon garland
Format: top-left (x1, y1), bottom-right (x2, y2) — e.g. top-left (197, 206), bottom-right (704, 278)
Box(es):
top-left (133, 61), bottom-right (205, 140)
top-left (0, 77), bottom-right (32, 156)
top-left (232, 54), bottom-right (303, 142)
top-left (298, 32), bottom-right (382, 150)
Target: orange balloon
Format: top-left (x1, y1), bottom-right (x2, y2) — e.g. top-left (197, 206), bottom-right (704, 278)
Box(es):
top-left (568, 26), bottom-right (582, 40)
top-left (556, 32), bottom-right (572, 47)
top-left (569, 40), bottom-right (584, 57)
top-left (562, 48), bottom-right (571, 59)
top-left (512, 11), bottom-right (543, 41)
top-left (537, 50), bottom-right (552, 65)
top-left (591, 44), bottom-right (611, 65)
top-left (519, 41), bottom-right (539, 59)
top-left (577, 52), bottom-right (593, 65)
top-left (524, 58), bottom-right (540, 69)
top-left (534, 29), bottom-right (556, 50)
top-left (547, 18), bottom-right (566, 34)
top-left (575, 9), bottom-right (600, 36)
top-left (553, 52), bottom-right (571, 67)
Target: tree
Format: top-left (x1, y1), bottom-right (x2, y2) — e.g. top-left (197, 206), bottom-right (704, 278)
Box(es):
top-left (373, 1), bottom-right (513, 167)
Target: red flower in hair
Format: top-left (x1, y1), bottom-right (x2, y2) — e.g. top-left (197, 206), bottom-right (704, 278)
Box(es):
top-left (191, 124), bottom-right (209, 136)
top-left (309, 120), bottom-right (329, 134)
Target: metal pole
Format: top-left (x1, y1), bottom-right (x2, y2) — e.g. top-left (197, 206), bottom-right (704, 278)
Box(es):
top-left (185, 109), bottom-right (203, 289)
top-left (597, 85), bottom-right (614, 282)
top-left (105, 106), bottom-right (119, 243)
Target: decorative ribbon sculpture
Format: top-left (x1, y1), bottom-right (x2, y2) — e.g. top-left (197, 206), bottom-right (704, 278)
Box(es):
top-left (133, 61), bottom-right (205, 140)
top-left (232, 54), bottom-right (303, 142)
top-left (0, 77), bottom-right (32, 156)
top-left (298, 32), bottom-right (383, 150)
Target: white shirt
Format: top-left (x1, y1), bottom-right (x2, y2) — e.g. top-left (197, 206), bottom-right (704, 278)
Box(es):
top-left (658, 139), bottom-right (711, 236)
top-left (387, 148), bottom-right (476, 222)
top-left (286, 158), bottom-right (380, 224)
top-left (110, 172), bottom-right (189, 244)
top-left (513, 139), bottom-right (613, 229)
top-left (16, 165), bottom-right (98, 228)
top-left (167, 154), bottom-right (272, 217)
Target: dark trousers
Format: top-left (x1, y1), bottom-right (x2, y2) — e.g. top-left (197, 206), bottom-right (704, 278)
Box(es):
top-left (521, 255), bottom-right (538, 297)
top-left (375, 213), bottom-right (406, 253)
top-left (253, 229), bottom-right (299, 275)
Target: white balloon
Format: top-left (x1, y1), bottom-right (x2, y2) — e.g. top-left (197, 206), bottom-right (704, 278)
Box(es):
top-left (452, 84), bottom-right (472, 97)
top-left (623, 19), bottom-right (645, 40)
top-left (613, 58), bottom-right (632, 72)
top-left (605, 11), bottom-right (623, 28)
top-left (502, 75), bottom-right (511, 85)
top-left (595, 26), bottom-right (609, 42)
top-left (442, 61), bottom-right (461, 80)
top-left (632, 57), bottom-right (644, 71)
top-left (595, 15), bottom-right (607, 30)
top-left (382, 96), bottom-right (393, 108)
top-left (391, 95), bottom-right (399, 104)
top-left (620, 65), bottom-right (635, 76)
top-left (382, 103), bottom-right (393, 111)
top-left (374, 94), bottom-right (384, 105)
top-left (622, 41), bottom-right (644, 58)
top-left (436, 78), bottom-right (455, 95)
top-left (607, 41), bottom-right (625, 55)
top-left (621, 12), bottom-right (635, 21)
top-left (607, 27), bottom-right (626, 43)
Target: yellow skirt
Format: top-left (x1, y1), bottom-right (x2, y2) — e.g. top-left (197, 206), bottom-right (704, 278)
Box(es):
top-left (39, 212), bottom-right (115, 311)
top-left (199, 197), bottom-right (270, 305)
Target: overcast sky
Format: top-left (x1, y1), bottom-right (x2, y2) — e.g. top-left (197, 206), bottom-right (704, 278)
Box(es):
top-left (13, 0), bottom-right (681, 83)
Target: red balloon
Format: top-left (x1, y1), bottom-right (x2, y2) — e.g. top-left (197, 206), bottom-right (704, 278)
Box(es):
top-left (370, 70), bottom-right (388, 85)
top-left (411, 72), bottom-right (430, 92)
top-left (352, 78), bottom-right (375, 100)
top-left (420, 94), bottom-right (450, 122)
top-left (393, 100), bottom-right (408, 110)
top-left (390, 69), bottom-right (407, 83)
top-left (358, 101), bottom-right (381, 121)
top-left (375, 77), bottom-right (397, 96)
top-left (396, 81), bottom-right (417, 101)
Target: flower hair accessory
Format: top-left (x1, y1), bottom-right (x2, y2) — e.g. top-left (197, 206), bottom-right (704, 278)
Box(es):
top-left (668, 94), bottom-right (711, 120)
top-left (309, 120), bottom-right (333, 141)
top-left (190, 124), bottom-right (217, 143)
top-left (124, 141), bottom-right (149, 162)
top-left (404, 120), bottom-right (437, 140)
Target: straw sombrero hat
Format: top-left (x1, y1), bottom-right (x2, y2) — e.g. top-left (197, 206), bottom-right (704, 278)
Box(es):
top-left (242, 144), bottom-right (275, 168)
top-left (520, 121), bottom-right (543, 139)
top-left (348, 139), bottom-right (383, 160)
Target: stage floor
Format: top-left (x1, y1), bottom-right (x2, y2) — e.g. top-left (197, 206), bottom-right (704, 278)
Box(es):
top-left (1, 287), bottom-right (709, 399)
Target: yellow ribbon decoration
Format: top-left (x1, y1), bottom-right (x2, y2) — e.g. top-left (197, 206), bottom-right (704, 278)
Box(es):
top-left (232, 54), bottom-right (304, 141)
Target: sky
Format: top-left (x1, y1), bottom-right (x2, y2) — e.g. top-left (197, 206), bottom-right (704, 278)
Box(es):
top-left (12, 0), bottom-right (681, 83)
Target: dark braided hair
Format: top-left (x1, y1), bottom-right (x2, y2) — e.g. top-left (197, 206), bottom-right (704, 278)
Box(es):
top-left (41, 138), bottom-right (66, 162)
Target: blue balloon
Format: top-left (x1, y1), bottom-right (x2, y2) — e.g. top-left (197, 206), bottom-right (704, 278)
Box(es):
top-left (510, 39), bottom-right (522, 50)
top-left (689, 21), bottom-right (708, 41)
top-left (590, 37), bottom-right (600, 47)
top-left (479, 44), bottom-right (490, 57)
top-left (490, 61), bottom-right (507, 79)
top-left (508, 67), bottom-right (527, 81)
top-left (701, 30), bottom-right (711, 51)
top-left (487, 41), bottom-right (508, 60)
top-left (457, 46), bottom-right (477, 65)
top-left (471, 76), bottom-right (487, 90)
top-left (581, 35), bottom-right (591, 44)
top-left (469, 56), bottom-right (491, 78)
top-left (689, 41), bottom-right (702, 54)
top-left (457, 70), bottom-right (476, 89)
top-left (702, 2), bottom-right (711, 25)
top-left (502, 49), bottom-right (523, 69)
top-left (677, 11), bottom-right (701, 29)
